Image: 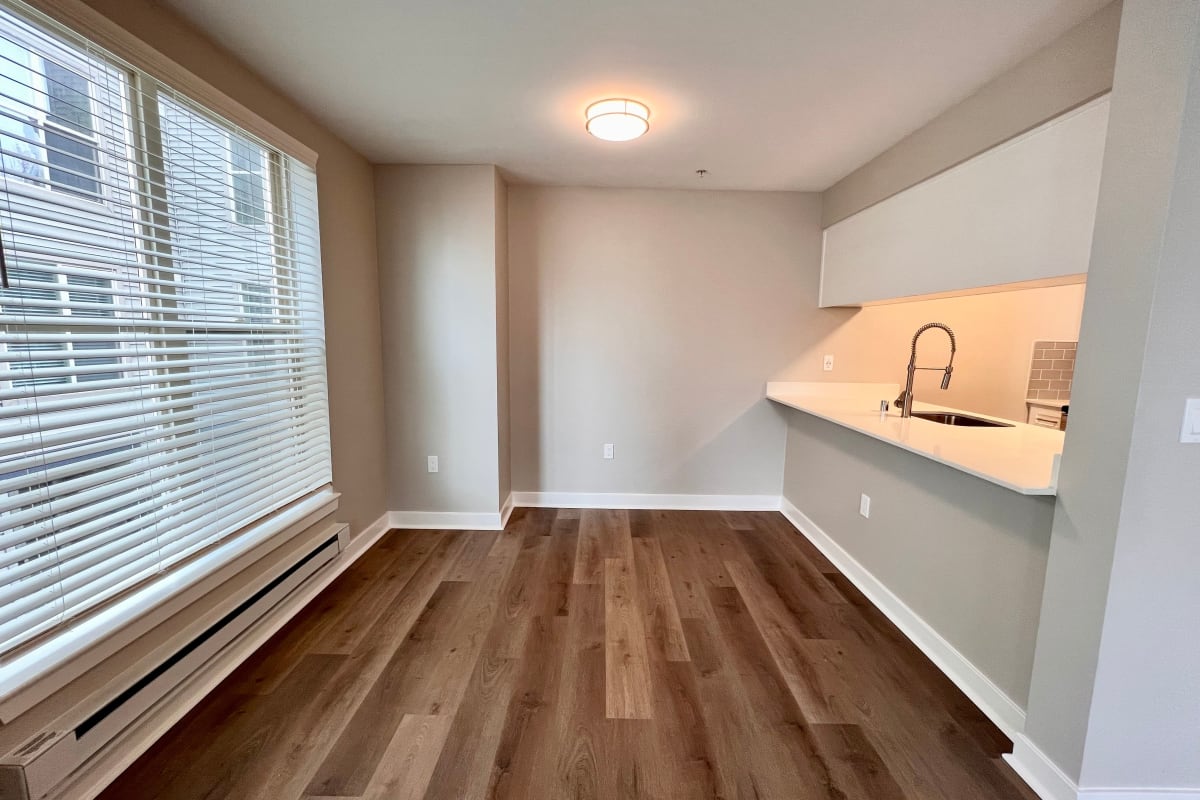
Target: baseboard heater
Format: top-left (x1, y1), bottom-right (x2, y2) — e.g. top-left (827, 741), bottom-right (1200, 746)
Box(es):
top-left (0, 531), bottom-right (343, 800)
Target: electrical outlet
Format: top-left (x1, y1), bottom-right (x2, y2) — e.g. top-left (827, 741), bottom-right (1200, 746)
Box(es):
top-left (427, 455), bottom-right (439, 473)
top-left (859, 493), bottom-right (871, 518)
top-left (823, 354), bottom-right (835, 372)
top-left (603, 443), bottom-right (615, 460)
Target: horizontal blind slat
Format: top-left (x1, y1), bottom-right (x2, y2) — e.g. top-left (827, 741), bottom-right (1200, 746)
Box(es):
top-left (0, 409), bottom-right (328, 523)
top-left (0, 375), bottom-right (326, 455)
top-left (0, 402), bottom-right (326, 497)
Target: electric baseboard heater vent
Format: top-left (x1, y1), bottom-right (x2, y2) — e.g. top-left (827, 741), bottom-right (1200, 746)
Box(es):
top-left (0, 532), bottom-right (343, 800)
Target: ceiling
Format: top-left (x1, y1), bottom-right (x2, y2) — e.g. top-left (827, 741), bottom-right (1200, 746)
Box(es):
top-left (161, 0), bottom-right (1109, 191)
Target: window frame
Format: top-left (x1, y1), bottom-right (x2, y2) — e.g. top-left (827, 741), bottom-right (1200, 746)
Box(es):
top-left (29, 0), bottom-right (318, 167)
top-left (227, 133), bottom-right (266, 226)
top-left (0, 263), bottom-right (127, 391)
top-left (38, 55), bottom-right (103, 197)
top-left (0, 21), bottom-right (121, 203)
top-left (0, 0), bottom-right (332, 722)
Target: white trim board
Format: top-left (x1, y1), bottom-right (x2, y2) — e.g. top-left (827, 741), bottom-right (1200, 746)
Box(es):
top-left (1006, 735), bottom-right (1079, 800)
top-left (499, 493), bottom-right (514, 529)
top-left (388, 509), bottom-right (507, 530)
top-left (47, 512), bottom-right (390, 800)
top-left (385, 495), bottom-right (512, 532)
top-left (354, 511), bottom-right (393, 551)
top-left (779, 497), bottom-right (1027, 739)
top-left (1079, 792), bottom-right (1200, 799)
top-left (511, 492), bottom-right (781, 511)
top-left (1006, 737), bottom-right (1200, 800)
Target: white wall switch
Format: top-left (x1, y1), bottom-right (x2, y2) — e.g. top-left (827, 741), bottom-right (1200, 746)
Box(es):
top-left (823, 354), bottom-right (835, 372)
top-left (603, 443), bottom-right (615, 460)
top-left (859, 493), bottom-right (871, 518)
top-left (1181, 398), bottom-right (1200, 443)
top-left (427, 455), bottom-right (439, 473)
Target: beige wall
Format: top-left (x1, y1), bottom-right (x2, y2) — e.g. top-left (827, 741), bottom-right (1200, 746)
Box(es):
top-left (74, 0), bottom-right (389, 536)
top-left (822, 1), bottom-right (1120, 226)
top-left (508, 186), bottom-right (827, 497)
top-left (508, 187), bottom-right (1087, 499)
top-left (375, 165), bottom-right (506, 515)
top-left (781, 411), bottom-right (1055, 708)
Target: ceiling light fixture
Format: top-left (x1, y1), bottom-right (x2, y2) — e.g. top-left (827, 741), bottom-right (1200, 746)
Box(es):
top-left (585, 98), bottom-right (650, 141)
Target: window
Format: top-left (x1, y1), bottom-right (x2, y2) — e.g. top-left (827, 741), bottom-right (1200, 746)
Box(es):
top-left (0, 36), bottom-right (106, 199)
top-left (241, 281), bottom-right (272, 324)
top-left (0, 0), bottom-right (329, 662)
top-left (43, 60), bottom-right (100, 197)
top-left (230, 136), bottom-right (265, 225)
top-left (1, 265), bottom-right (123, 387)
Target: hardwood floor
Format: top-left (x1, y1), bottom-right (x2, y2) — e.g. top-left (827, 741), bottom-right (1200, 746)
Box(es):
top-left (99, 509), bottom-right (1039, 800)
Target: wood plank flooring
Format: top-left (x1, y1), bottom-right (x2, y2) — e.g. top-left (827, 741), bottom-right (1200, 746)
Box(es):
top-left (99, 509), bottom-right (1039, 800)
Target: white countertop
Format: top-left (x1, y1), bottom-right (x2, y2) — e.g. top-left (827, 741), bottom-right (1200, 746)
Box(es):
top-left (767, 382), bottom-right (1064, 495)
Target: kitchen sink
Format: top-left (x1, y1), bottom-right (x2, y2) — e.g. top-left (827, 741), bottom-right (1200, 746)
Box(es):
top-left (910, 411), bottom-right (1013, 428)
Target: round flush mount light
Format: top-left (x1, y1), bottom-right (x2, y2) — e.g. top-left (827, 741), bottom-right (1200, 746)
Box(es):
top-left (585, 98), bottom-right (650, 141)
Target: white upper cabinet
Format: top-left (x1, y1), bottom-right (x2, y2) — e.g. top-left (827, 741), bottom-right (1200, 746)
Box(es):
top-left (819, 96), bottom-right (1109, 307)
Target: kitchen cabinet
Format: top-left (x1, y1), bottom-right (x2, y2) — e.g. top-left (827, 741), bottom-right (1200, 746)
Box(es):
top-left (819, 96), bottom-right (1109, 307)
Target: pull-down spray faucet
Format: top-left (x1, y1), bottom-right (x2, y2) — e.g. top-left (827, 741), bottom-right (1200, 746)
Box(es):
top-left (895, 322), bottom-right (957, 418)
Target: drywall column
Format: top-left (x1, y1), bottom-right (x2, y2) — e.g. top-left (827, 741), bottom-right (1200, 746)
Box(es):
top-left (494, 170), bottom-right (511, 511)
top-left (1017, 1), bottom-right (1200, 793)
top-left (375, 165), bottom-right (509, 519)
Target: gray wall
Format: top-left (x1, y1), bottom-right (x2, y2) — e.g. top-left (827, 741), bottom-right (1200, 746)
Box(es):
top-left (1023, 0), bottom-right (1200, 787)
top-left (1080, 4), bottom-right (1200, 779)
top-left (375, 165), bottom-right (505, 515)
top-left (506, 185), bottom-right (1094, 501)
top-left (781, 411), bottom-right (1055, 708)
top-left (822, 1), bottom-right (1120, 226)
top-left (507, 186), bottom-right (825, 497)
top-left (495, 171), bottom-right (512, 508)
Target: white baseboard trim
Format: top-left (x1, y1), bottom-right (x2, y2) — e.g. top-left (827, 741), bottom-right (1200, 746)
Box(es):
top-left (388, 509), bottom-right (506, 530)
top-left (1079, 791), bottom-right (1200, 799)
top-left (779, 497), bottom-right (1026, 740)
top-left (1005, 735), bottom-right (1079, 800)
top-left (354, 510), bottom-right (393, 549)
top-left (499, 492), bottom-right (514, 529)
top-left (511, 491), bottom-right (782, 511)
top-left (53, 512), bottom-right (389, 800)
top-left (1002, 735), bottom-right (1200, 800)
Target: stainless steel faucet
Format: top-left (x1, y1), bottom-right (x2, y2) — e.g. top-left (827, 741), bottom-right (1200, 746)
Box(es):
top-left (895, 322), bottom-right (957, 418)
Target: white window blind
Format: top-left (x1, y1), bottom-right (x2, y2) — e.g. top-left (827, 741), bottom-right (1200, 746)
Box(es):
top-left (0, 0), bottom-right (330, 658)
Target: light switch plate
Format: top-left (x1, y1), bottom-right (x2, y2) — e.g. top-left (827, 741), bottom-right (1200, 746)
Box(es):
top-left (859, 493), bottom-right (871, 518)
top-left (427, 455), bottom-right (439, 473)
top-left (823, 354), bottom-right (835, 372)
top-left (1181, 398), bottom-right (1200, 443)
top-left (603, 443), bottom-right (615, 460)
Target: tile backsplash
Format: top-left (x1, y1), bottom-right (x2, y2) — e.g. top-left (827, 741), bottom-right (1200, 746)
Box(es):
top-left (1028, 340), bottom-right (1076, 402)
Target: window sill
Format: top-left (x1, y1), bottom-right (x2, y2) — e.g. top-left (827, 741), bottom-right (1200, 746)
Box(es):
top-left (0, 487), bottom-right (338, 723)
